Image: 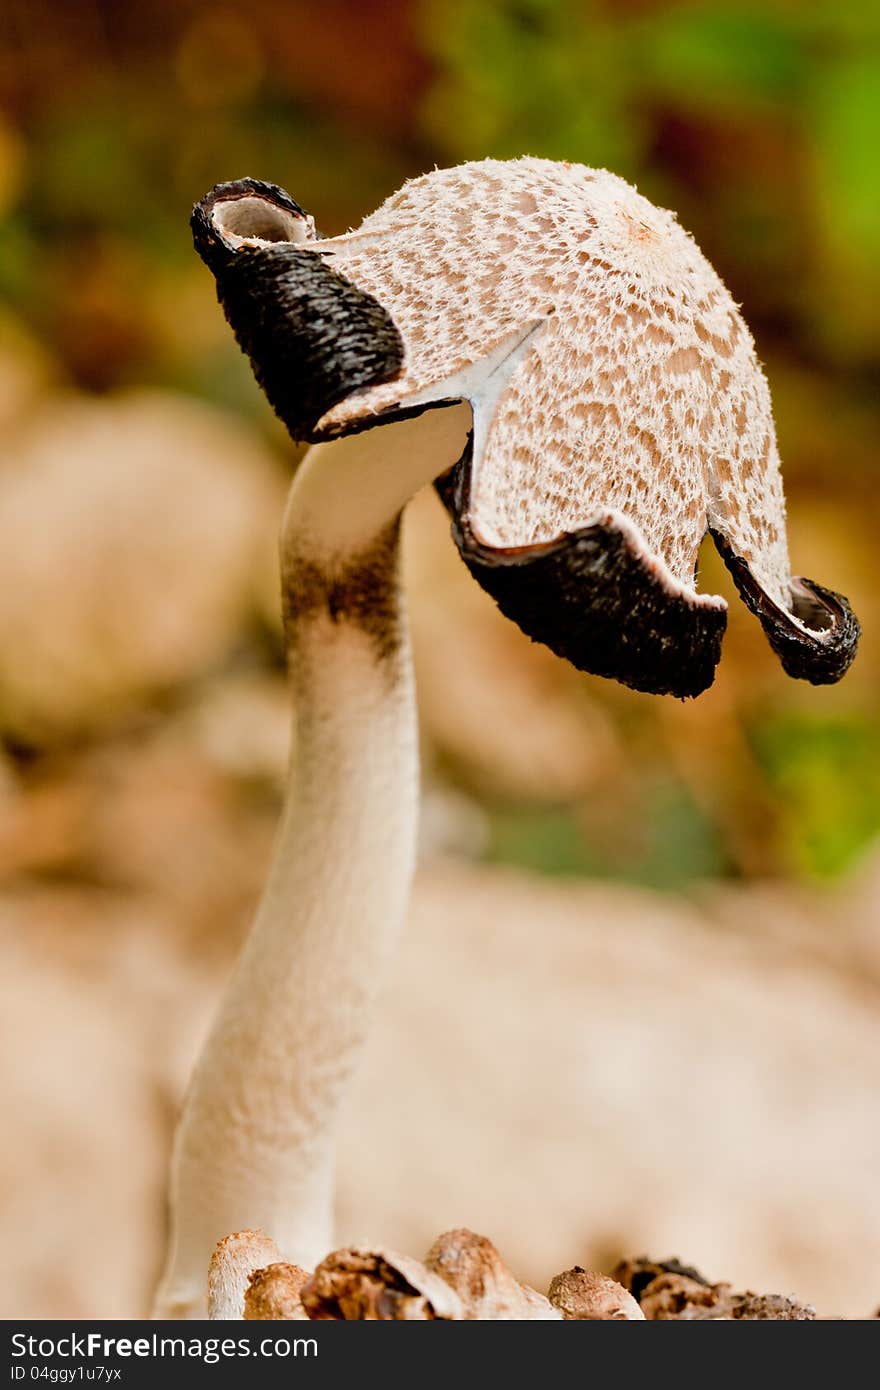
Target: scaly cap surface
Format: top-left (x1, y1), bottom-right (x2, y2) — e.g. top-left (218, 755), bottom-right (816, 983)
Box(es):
top-left (192, 160), bottom-right (859, 697)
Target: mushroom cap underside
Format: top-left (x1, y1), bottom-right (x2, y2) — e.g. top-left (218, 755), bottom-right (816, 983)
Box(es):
top-left (191, 164), bottom-right (860, 697)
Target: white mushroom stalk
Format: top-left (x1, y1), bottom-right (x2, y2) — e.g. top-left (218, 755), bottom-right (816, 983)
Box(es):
top-left (154, 160), bottom-right (859, 1318)
top-left (154, 408), bottom-right (475, 1318)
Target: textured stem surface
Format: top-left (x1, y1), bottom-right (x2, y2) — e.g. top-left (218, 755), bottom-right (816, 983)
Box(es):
top-left (154, 407), bottom-right (470, 1318)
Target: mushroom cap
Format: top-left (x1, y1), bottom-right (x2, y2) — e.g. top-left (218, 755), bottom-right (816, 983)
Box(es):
top-left (301, 1245), bottom-right (463, 1320)
top-left (424, 1228), bottom-right (561, 1320)
top-left (548, 1266), bottom-right (645, 1320)
top-left (297, 1231), bottom-right (559, 1319)
top-left (612, 1256), bottom-right (816, 1320)
top-left (192, 160), bottom-right (859, 698)
top-left (243, 1261), bottom-right (310, 1320)
top-left (207, 1229), bottom-right (284, 1320)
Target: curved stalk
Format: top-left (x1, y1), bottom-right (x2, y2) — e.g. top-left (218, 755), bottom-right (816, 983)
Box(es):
top-left (154, 406), bottom-right (470, 1319)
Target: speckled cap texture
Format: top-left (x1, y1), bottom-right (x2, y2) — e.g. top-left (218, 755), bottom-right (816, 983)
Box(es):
top-left (192, 159), bottom-right (859, 698)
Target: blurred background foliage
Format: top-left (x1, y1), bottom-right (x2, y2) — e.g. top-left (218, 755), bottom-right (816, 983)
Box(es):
top-left (0, 0), bottom-right (877, 889)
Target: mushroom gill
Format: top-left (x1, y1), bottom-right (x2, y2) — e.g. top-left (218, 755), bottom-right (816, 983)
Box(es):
top-left (192, 159), bottom-right (859, 699)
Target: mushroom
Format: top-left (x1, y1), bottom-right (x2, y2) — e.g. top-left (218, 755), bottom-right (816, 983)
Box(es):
top-left (153, 160), bottom-right (859, 1318)
top-left (548, 1266), bottom-right (644, 1320)
top-left (243, 1262), bottom-right (310, 1321)
top-left (302, 1245), bottom-right (464, 1321)
top-left (612, 1255), bottom-right (816, 1320)
top-left (206, 1229), bottom-right (284, 1321)
top-left (424, 1228), bottom-right (560, 1320)
top-left (299, 1230), bottom-right (558, 1320)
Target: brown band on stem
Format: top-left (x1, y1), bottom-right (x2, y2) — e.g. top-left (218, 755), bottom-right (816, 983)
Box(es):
top-left (282, 521), bottom-right (403, 664)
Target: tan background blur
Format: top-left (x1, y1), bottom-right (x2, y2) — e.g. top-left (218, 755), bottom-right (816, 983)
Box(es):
top-left (0, 1), bottom-right (878, 1318)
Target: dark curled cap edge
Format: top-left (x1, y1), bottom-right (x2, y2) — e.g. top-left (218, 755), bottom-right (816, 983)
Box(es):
top-left (436, 440), bottom-right (727, 700)
top-left (713, 533), bottom-right (860, 685)
top-left (191, 178), bottom-right (310, 275)
top-left (191, 179), bottom-right (404, 442)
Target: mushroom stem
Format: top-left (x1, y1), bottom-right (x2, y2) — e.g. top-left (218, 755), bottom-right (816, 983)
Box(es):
top-left (154, 405), bottom-right (471, 1318)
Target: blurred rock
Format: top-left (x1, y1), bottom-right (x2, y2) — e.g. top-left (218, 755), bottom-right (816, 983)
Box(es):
top-left (705, 849), bottom-right (880, 990)
top-left (83, 731), bottom-right (269, 942)
top-left (0, 312), bottom-right (57, 435)
top-left (0, 761), bottom-right (90, 879)
top-left (418, 784), bottom-right (489, 860)
top-left (0, 391), bottom-right (285, 743)
top-left (2, 860), bottom-right (879, 1319)
top-left (0, 889), bottom-right (214, 1319)
top-left (338, 861), bottom-right (880, 1319)
top-left (182, 671), bottom-right (291, 789)
top-left (0, 675), bottom-right (287, 948)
